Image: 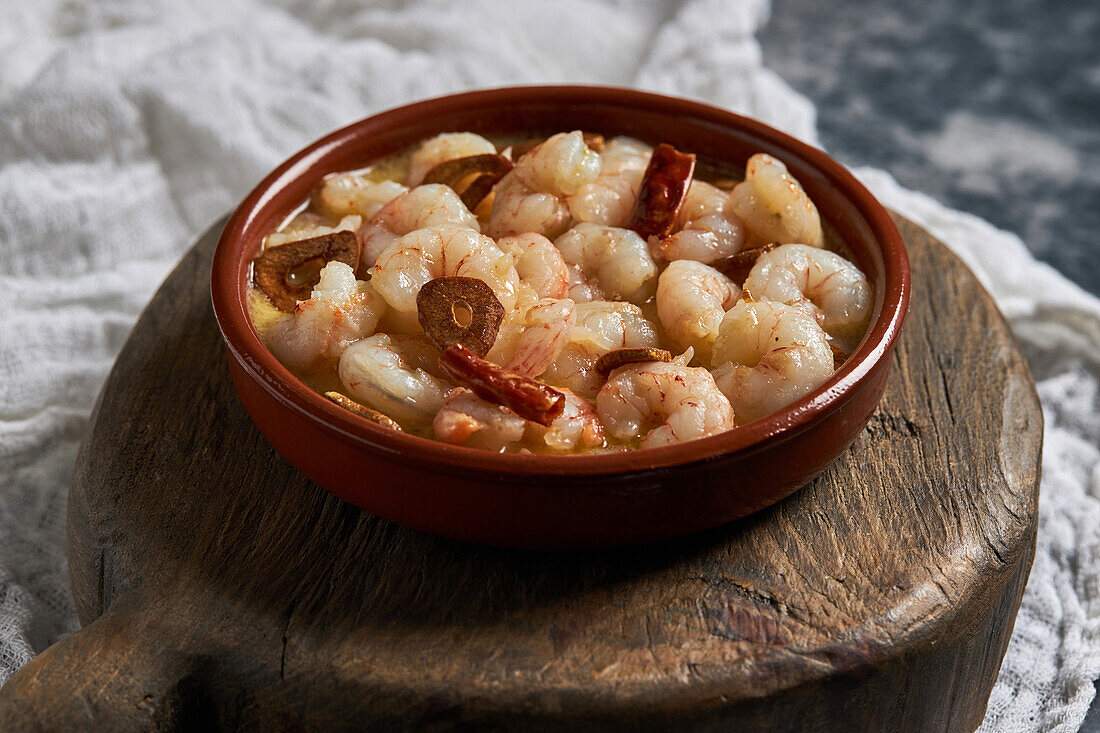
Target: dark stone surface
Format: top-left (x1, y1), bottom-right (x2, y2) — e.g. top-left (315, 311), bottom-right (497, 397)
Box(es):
top-left (759, 0), bottom-right (1100, 296)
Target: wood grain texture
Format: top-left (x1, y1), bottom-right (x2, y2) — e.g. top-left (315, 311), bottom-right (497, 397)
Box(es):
top-left (0, 214), bottom-right (1041, 732)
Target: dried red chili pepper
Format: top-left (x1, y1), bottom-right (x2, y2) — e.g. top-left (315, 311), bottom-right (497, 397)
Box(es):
top-left (438, 344), bottom-right (565, 426)
top-left (625, 143), bottom-right (696, 240)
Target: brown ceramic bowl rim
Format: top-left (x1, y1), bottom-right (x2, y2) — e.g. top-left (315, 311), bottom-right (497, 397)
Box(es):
top-left (211, 85), bottom-right (910, 478)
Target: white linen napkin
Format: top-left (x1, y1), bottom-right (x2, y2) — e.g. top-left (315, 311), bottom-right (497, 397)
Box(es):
top-left (2, 1), bottom-right (1097, 729)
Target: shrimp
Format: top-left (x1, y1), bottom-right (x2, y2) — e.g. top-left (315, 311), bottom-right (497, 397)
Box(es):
top-left (433, 387), bottom-right (527, 451)
top-left (495, 232), bottom-right (569, 299)
top-left (503, 298), bottom-right (577, 378)
top-left (710, 299), bottom-right (833, 425)
top-left (314, 174), bottom-right (407, 219)
top-left (357, 184), bottom-right (480, 268)
top-left (657, 180), bottom-right (747, 263)
top-left (433, 387), bottom-right (603, 452)
top-left (370, 224), bottom-right (521, 315)
top-left (554, 223), bottom-right (658, 305)
top-left (266, 262), bottom-right (386, 371)
top-left (565, 263), bottom-right (603, 303)
top-left (567, 137), bottom-right (652, 227)
top-left (679, 179), bottom-right (733, 223)
top-left (541, 301), bottom-right (660, 399)
top-left (339, 333), bottom-right (450, 426)
top-left (487, 131), bottom-right (601, 239)
top-left (742, 243), bottom-right (872, 345)
top-left (596, 361), bottom-right (734, 448)
top-left (478, 281), bottom-right (542, 366)
top-left (406, 132), bottom-right (497, 187)
top-left (265, 214), bottom-right (362, 249)
top-left (730, 153), bottom-right (824, 247)
top-left (656, 260), bottom-right (740, 363)
top-left (530, 388), bottom-right (605, 452)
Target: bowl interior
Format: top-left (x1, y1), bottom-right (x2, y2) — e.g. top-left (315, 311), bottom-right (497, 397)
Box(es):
top-left (213, 86), bottom-right (909, 478)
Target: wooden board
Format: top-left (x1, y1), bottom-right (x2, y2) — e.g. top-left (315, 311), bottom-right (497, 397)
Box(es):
top-left (0, 214), bottom-right (1041, 732)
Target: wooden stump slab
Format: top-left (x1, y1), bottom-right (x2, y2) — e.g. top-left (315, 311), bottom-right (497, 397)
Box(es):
top-left (0, 214), bottom-right (1041, 732)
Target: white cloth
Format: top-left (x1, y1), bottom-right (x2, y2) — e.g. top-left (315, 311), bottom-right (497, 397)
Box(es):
top-left (1, 1), bottom-right (1097, 729)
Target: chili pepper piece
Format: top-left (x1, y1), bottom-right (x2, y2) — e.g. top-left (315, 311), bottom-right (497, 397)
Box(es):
top-left (438, 344), bottom-right (565, 427)
top-left (626, 143), bottom-right (696, 239)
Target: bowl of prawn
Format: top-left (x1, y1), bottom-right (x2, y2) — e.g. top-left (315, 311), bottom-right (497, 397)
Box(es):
top-left (211, 85), bottom-right (910, 549)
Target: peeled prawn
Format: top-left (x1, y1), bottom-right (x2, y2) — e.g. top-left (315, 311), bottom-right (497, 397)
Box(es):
top-left (482, 281), bottom-right (542, 366)
top-left (565, 263), bottom-right (603, 304)
top-left (710, 299), bottom-right (833, 424)
top-left (406, 132), bottom-right (497, 187)
top-left (596, 361), bottom-right (734, 448)
top-left (358, 184), bottom-right (480, 268)
top-left (502, 298), bottom-right (577, 378)
top-left (541, 300), bottom-right (660, 399)
top-left (339, 333), bottom-right (450, 426)
top-left (370, 224), bottom-right (521, 314)
top-left (742, 243), bottom-right (872, 344)
top-left (434, 387), bottom-right (603, 453)
top-left (567, 137), bottom-right (651, 227)
top-left (657, 180), bottom-right (747, 263)
top-left (656, 260), bottom-right (740, 362)
top-left (266, 262), bottom-right (385, 371)
top-left (433, 387), bottom-right (527, 451)
top-left (554, 223), bottom-right (658, 305)
top-left (315, 174), bottom-right (407, 219)
top-left (496, 232), bottom-right (569, 299)
top-left (487, 131), bottom-right (601, 239)
top-left (530, 388), bottom-right (605, 452)
top-left (730, 153), bottom-right (823, 247)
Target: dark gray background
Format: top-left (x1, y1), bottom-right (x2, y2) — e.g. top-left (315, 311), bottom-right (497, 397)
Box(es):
top-left (758, 0), bottom-right (1099, 726)
top-left (759, 0), bottom-right (1099, 296)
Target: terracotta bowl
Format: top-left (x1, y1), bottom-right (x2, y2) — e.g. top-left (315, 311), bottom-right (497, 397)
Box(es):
top-left (211, 86), bottom-right (910, 549)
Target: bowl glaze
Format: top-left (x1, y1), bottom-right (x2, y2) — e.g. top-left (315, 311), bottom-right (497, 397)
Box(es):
top-left (211, 86), bottom-right (910, 549)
